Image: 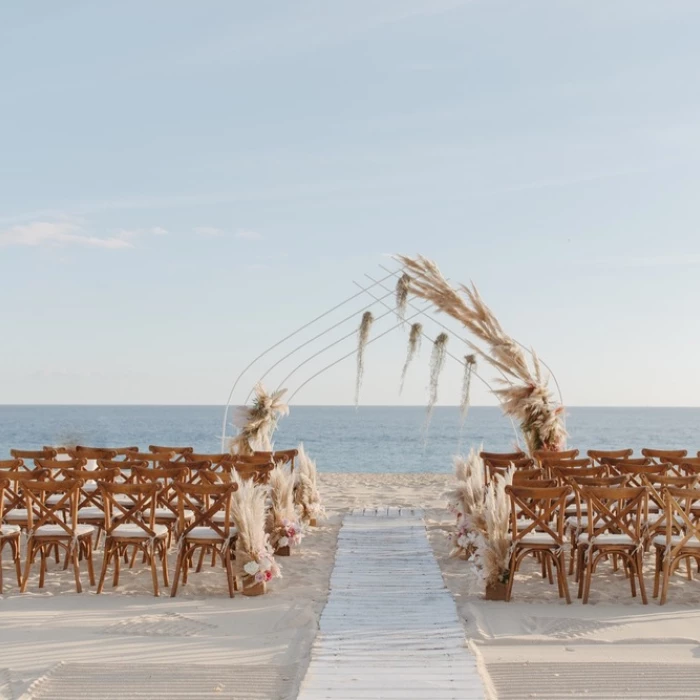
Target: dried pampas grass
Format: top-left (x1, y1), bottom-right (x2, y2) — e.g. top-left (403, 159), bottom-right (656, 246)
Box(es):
top-left (294, 443), bottom-right (325, 523)
top-left (445, 448), bottom-right (486, 558)
top-left (230, 383), bottom-right (289, 456)
top-left (355, 311), bottom-right (374, 406)
top-left (399, 322), bottom-right (423, 393)
top-left (268, 464), bottom-right (304, 550)
top-left (426, 332), bottom-right (449, 428)
top-left (395, 273), bottom-right (411, 324)
top-left (460, 354), bottom-right (477, 421)
top-left (231, 476), bottom-right (281, 584)
top-left (397, 255), bottom-right (566, 454)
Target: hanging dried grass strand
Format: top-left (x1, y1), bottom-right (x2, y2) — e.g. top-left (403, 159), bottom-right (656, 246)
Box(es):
top-left (399, 322), bottom-right (423, 393)
top-left (355, 311), bottom-right (374, 407)
top-left (426, 332), bottom-right (449, 427)
top-left (395, 273), bottom-right (411, 324)
top-left (460, 354), bottom-right (477, 421)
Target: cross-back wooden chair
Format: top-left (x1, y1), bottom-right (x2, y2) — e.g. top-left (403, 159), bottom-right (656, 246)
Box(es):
top-left (149, 445), bottom-right (193, 462)
top-left (180, 460), bottom-right (219, 486)
top-left (613, 462), bottom-right (667, 487)
top-left (0, 458), bottom-right (24, 471)
top-left (254, 449), bottom-right (299, 471)
top-left (487, 465), bottom-right (541, 484)
top-left (642, 474), bottom-right (698, 550)
top-left (577, 486), bottom-right (648, 604)
top-left (540, 457), bottom-right (592, 479)
top-left (131, 464), bottom-right (191, 544)
top-left (653, 487), bottom-right (700, 603)
top-left (642, 448), bottom-right (687, 465)
top-left (10, 448), bottom-right (57, 466)
top-left (533, 449), bottom-right (579, 468)
top-left (480, 450), bottom-right (526, 462)
top-left (21, 478), bottom-right (95, 593)
top-left (484, 456), bottom-right (534, 470)
top-left (600, 457), bottom-right (651, 470)
top-left (678, 458), bottom-right (700, 478)
top-left (505, 485), bottom-right (571, 603)
top-left (0, 478), bottom-right (22, 592)
top-left (97, 481), bottom-right (169, 596)
top-left (185, 452), bottom-right (233, 467)
top-left (1, 468), bottom-right (51, 531)
top-left (126, 451), bottom-right (174, 464)
top-left (170, 481), bottom-right (239, 598)
top-left (587, 449), bottom-right (634, 465)
top-left (233, 461), bottom-right (274, 485)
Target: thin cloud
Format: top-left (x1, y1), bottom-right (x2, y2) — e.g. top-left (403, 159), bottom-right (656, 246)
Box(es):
top-left (194, 226), bottom-right (225, 237)
top-left (236, 229), bottom-right (262, 240)
top-left (0, 222), bottom-right (131, 249)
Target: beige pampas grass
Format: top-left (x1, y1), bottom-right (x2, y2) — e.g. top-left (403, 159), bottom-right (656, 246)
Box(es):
top-left (268, 464), bottom-right (304, 549)
top-left (445, 448), bottom-right (486, 558)
top-left (460, 354), bottom-right (477, 421)
top-left (426, 332), bottom-right (449, 427)
top-left (294, 443), bottom-right (325, 523)
top-left (230, 383), bottom-right (290, 455)
top-left (231, 476), bottom-right (281, 583)
top-left (473, 469), bottom-right (513, 586)
top-left (399, 322), bottom-right (423, 393)
top-left (397, 255), bottom-right (566, 454)
top-left (395, 272), bottom-right (411, 324)
top-left (355, 311), bottom-right (374, 406)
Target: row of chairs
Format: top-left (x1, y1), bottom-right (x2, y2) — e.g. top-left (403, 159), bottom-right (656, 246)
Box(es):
top-left (0, 445), bottom-right (298, 597)
top-left (476, 448), bottom-right (700, 605)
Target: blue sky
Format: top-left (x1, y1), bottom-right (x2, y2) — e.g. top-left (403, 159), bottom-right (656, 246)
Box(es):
top-left (2, 1), bottom-right (700, 407)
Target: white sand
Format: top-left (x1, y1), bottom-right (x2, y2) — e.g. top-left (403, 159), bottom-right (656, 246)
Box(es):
top-left (3, 473), bottom-right (700, 699)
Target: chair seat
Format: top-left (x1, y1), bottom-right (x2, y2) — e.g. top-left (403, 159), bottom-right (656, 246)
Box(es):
top-left (185, 526), bottom-right (237, 540)
top-left (565, 504), bottom-right (587, 516)
top-left (144, 508), bottom-right (194, 520)
top-left (46, 494), bottom-right (71, 506)
top-left (652, 535), bottom-right (700, 548)
top-left (4, 509), bottom-right (29, 521)
top-left (578, 533), bottom-right (636, 546)
top-left (110, 523), bottom-right (168, 539)
top-left (82, 482), bottom-right (99, 493)
top-left (211, 512), bottom-right (236, 524)
top-left (519, 532), bottom-right (560, 545)
top-left (75, 506), bottom-right (105, 519)
top-left (566, 516), bottom-right (588, 528)
top-left (0, 524), bottom-right (21, 537)
top-left (34, 524), bottom-right (94, 537)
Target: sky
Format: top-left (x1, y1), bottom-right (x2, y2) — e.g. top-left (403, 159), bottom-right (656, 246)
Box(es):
top-left (1, 1), bottom-right (700, 407)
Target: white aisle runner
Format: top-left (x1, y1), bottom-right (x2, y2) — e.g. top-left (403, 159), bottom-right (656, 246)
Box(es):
top-left (297, 508), bottom-right (485, 699)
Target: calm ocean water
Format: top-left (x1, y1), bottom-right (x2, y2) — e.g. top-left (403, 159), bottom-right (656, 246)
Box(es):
top-left (0, 405), bottom-right (698, 473)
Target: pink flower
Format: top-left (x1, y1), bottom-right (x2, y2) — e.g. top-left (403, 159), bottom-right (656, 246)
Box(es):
top-left (264, 570), bottom-right (273, 582)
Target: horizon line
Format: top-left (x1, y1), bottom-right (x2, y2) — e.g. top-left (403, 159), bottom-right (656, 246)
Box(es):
top-left (1, 403), bottom-right (700, 409)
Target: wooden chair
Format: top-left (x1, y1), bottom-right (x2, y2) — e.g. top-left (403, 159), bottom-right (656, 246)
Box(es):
top-left (487, 465), bottom-right (542, 483)
top-left (126, 451), bottom-right (174, 465)
top-left (97, 482), bottom-right (169, 596)
top-left (577, 486), bottom-right (648, 604)
top-left (600, 456), bottom-right (651, 469)
top-left (480, 450), bottom-right (526, 462)
top-left (170, 482), bottom-right (239, 598)
top-left (0, 479), bottom-right (22, 592)
top-left (253, 449), bottom-right (298, 470)
top-left (149, 445), bottom-right (193, 462)
top-left (21, 478), bottom-right (95, 593)
top-left (642, 448), bottom-right (687, 465)
top-left (533, 449), bottom-right (579, 468)
top-left (233, 461), bottom-right (274, 485)
top-left (587, 449), bottom-right (633, 465)
top-left (185, 452), bottom-right (233, 466)
top-left (505, 485), bottom-right (571, 603)
top-left (642, 474), bottom-right (698, 551)
top-left (653, 487), bottom-right (700, 603)
top-left (10, 448), bottom-right (57, 464)
top-left (1, 468), bottom-right (51, 531)
top-left (483, 456), bottom-right (535, 469)
top-left (0, 458), bottom-right (24, 471)
top-left (678, 458), bottom-right (700, 477)
top-left (613, 462), bottom-right (667, 487)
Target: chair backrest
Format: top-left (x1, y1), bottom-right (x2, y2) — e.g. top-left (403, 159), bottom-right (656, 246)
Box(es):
top-left (149, 445), bottom-right (193, 462)
top-left (131, 464), bottom-right (189, 517)
top-left (125, 451), bottom-right (174, 465)
top-left (35, 458), bottom-right (88, 478)
top-left (173, 481), bottom-right (238, 540)
top-left (587, 448), bottom-right (634, 464)
top-left (23, 478), bottom-right (82, 535)
top-left (600, 456), bottom-right (651, 468)
top-left (642, 448), bottom-right (687, 464)
top-left (181, 460), bottom-right (216, 484)
top-left (506, 485), bottom-right (570, 546)
top-left (679, 458), bottom-right (700, 476)
top-left (661, 487), bottom-right (700, 553)
top-left (613, 462), bottom-right (667, 485)
top-left (10, 448), bottom-right (57, 461)
top-left (185, 452), bottom-right (233, 465)
top-left (552, 465), bottom-right (606, 484)
top-left (71, 447), bottom-right (119, 460)
top-left (533, 449), bottom-right (579, 466)
top-left (483, 456), bottom-right (535, 469)
top-left (0, 468), bottom-right (51, 514)
top-left (99, 482), bottom-right (160, 537)
top-left (580, 486), bottom-right (647, 542)
top-left (252, 449), bottom-right (298, 469)
top-left (0, 458), bottom-right (24, 471)
top-left (233, 461), bottom-right (274, 484)
top-left (488, 466), bottom-right (542, 483)
top-left (480, 450), bottom-right (526, 462)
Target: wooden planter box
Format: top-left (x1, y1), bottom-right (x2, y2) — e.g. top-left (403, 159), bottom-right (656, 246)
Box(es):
top-left (275, 545), bottom-right (291, 557)
top-left (484, 581), bottom-right (507, 601)
top-left (241, 575), bottom-right (266, 596)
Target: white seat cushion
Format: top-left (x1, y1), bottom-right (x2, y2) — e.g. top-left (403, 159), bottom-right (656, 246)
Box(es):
top-left (4, 509), bottom-right (29, 521)
top-left (578, 533), bottom-right (636, 546)
top-left (565, 504), bottom-right (587, 516)
top-left (185, 526), bottom-right (237, 540)
top-left (144, 508), bottom-right (194, 520)
top-left (652, 534), bottom-right (700, 548)
top-left (0, 524), bottom-right (21, 536)
top-left (110, 523), bottom-right (168, 539)
top-left (82, 482), bottom-right (98, 493)
top-left (46, 494), bottom-right (71, 505)
top-left (519, 532), bottom-right (559, 545)
top-left (34, 524), bottom-right (94, 537)
top-left (566, 516), bottom-right (588, 528)
top-left (75, 507), bottom-right (105, 519)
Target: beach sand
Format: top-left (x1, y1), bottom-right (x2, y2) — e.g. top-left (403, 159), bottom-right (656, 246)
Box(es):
top-left (2, 473), bottom-right (700, 698)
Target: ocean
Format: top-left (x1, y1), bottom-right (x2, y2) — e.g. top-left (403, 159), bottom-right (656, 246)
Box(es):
top-left (1, 405), bottom-right (698, 473)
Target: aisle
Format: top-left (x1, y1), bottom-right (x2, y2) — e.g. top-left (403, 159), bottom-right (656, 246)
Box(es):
top-left (297, 508), bottom-right (486, 699)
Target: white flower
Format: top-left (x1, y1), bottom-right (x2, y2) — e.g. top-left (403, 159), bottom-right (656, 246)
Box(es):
top-left (278, 536), bottom-right (289, 547)
top-left (457, 535), bottom-right (469, 548)
top-left (243, 561), bottom-right (260, 576)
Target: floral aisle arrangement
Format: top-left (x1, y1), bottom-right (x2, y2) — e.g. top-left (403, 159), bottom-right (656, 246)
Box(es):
top-left (445, 449), bottom-right (486, 559)
top-left (229, 383), bottom-right (289, 455)
top-left (294, 442), bottom-right (326, 526)
top-left (230, 477), bottom-right (281, 596)
top-left (396, 255), bottom-right (566, 454)
top-left (268, 464), bottom-right (304, 556)
top-left (472, 468), bottom-right (513, 600)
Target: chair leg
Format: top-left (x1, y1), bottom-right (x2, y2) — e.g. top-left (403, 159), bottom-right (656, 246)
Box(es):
top-left (13, 539), bottom-right (22, 588)
top-left (660, 556), bottom-right (672, 605)
top-left (653, 547), bottom-right (662, 598)
top-left (505, 553), bottom-right (516, 602)
top-left (224, 549), bottom-right (235, 598)
top-left (72, 545), bottom-right (82, 593)
top-left (149, 545), bottom-right (160, 597)
top-left (171, 546), bottom-right (185, 598)
top-left (160, 542), bottom-right (169, 588)
top-left (629, 556), bottom-right (637, 598)
top-left (85, 538), bottom-right (95, 587)
top-left (557, 551), bottom-right (571, 604)
top-left (97, 542), bottom-right (112, 594)
top-left (582, 550), bottom-right (594, 604)
top-left (113, 545), bottom-right (121, 587)
top-left (39, 548), bottom-right (47, 588)
top-left (636, 550), bottom-right (648, 605)
top-left (21, 540), bottom-right (35, 593)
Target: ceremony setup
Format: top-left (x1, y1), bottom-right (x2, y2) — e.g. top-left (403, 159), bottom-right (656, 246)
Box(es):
top-left (3, 255), bottom-right (700, 700)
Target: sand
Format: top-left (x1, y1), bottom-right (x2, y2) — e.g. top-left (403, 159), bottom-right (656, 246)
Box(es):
top-left (2, 473), bottom-right (700, 699)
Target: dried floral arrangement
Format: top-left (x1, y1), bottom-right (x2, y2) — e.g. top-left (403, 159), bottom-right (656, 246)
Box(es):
top-left (397, 255), bottom-right (566, 454)
top-left (445, 449), bottom-right (486, 559)
top-left (426, 332), bottom-right (449, 427)
top-left (268, 464), bottom-right (304, 551)
top-left (399, 322), bottom-right (423, 393)
top-left (355, 311), bottom-right (374, 406)
top-left (229, 383), bottom-right (290, 455)
top-left (230, 477), bottom-right (281, 590)
top-left (294, 442), bottom-right (325, 524)
top-left (472, 469), bottom-right (513, 589)
top-left (395, 272), bottom-right (411, 324)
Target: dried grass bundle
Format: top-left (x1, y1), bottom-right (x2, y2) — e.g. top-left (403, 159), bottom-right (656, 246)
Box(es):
top-left (473, 469), bottom-right (513, 586)
top-left (399, 322), bottom-right (423, 393)
top-left (230, 476), bottom-right (281, 584)
top-left (460, 354), bottom-right (477, 421)
top-left (395, 272), bottom-right (411, 324)
top-left (268, 464), bottom-right (304, 549)
top-left (426, 332), bottom-right (449, 427)
top-left (445, 449), bottom-right (486, 558)
top-left (294, 442), bottom-right (325, 523)
top-left (229, 383), bottom-right (289, 456)
top-left (397, 255), bottom-right (566, 454)
top-left (355, 311), bottom-right (374, 406)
